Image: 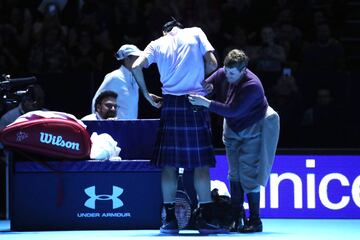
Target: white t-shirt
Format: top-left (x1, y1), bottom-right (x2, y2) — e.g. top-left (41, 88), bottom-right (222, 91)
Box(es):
top-left (143, 27), bottom-right (215, 96)
top-left (92, 65), bottom-right (139, 119)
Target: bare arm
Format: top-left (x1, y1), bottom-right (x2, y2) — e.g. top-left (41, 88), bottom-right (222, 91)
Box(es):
top-left (204, 51), bottom-right (218, 76)
top-left (131, 56), bottom-right (161, 108)
top-left (131, 55), bottom-right (150, 98)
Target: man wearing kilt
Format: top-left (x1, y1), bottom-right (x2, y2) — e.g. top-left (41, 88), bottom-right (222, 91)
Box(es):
top-left (132, 19), bottom-right (224, 234)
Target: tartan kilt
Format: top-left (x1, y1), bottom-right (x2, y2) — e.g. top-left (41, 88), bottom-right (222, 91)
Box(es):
top-left (151, 95), bottom-right (216, 169)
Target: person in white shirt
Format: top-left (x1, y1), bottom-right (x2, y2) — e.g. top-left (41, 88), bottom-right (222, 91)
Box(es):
top-left (82, 91), bottom-right (118, 120)
top-left (132, 19), bottom-right (223, 234)
top-left (91, 44), bottom-right (142, 119)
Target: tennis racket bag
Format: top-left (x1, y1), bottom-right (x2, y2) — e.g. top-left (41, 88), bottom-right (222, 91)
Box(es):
top-left (0, 111), bottom-right (91, 159)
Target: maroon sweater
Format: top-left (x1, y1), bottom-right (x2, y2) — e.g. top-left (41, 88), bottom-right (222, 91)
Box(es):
top-left (208, 68), bottom-right (268, 132)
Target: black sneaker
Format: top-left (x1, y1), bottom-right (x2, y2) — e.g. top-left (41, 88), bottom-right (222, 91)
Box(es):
top-left (197, 219), bottom-right (229, 234)
top-left (160, 219), bottom-right (179, 234)
top-left (229, 212), bottom-right (248, 232)
top-left (240, 219), bottom-right (262, 233)
top-left (229, 218), bottom-right (245, 232)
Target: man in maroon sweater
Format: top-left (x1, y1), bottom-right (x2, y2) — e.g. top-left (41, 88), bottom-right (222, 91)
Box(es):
top-left (189, 49), bottom-right (280, 233)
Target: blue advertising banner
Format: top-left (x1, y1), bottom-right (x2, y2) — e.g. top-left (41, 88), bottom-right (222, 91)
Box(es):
top-left (10, 120), bottom-right (360, 231)
top-left (211, 155), bottom-right (360, 219)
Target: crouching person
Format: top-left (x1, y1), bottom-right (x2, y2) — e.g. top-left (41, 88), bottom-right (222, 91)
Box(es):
top-left (188, 49), bottom-right (280, 233)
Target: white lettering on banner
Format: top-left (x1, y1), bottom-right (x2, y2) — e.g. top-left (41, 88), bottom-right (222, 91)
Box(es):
top-left (101, 212), bottom-right (131, 217)
top-left (319, 174), bottom-right (350, 210)
top-left (76, 212), bottom-right (131, 218)
top-left (76, 185), bottom-right (131, 218)
top-left (39, 132), bottom-right (80, 151)
top-left (306, 159), bottom-right (316, 209)
top-left (77, 213), bottom-right (100, 217)
top-left (352, 176), bottom-right (360, 207)
top-left (260, 187), bottom-right (265, 208)
top-left (267, 159), bottom-right (360, 210)
top-left (270, 173), bottom-right (303, 208)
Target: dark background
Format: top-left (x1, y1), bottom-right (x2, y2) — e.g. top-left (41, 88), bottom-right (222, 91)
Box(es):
top-left (1, 0), bottom-right (360, 219)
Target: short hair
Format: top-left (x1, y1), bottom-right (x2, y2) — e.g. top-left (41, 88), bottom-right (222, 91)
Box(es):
top-left (162, 17), bottom-right (184, 33)
top-left (95, 91), bottom-right (118, 107)
top-left (223, 49), bottom-right (249, 70)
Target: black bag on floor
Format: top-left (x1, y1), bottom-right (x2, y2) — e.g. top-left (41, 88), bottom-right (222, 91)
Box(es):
top-left (211, 188), bottom-right (233, 227)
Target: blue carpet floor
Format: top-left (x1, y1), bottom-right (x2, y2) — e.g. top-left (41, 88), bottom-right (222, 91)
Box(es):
top-left (1, 219), bottom-right (360, 239)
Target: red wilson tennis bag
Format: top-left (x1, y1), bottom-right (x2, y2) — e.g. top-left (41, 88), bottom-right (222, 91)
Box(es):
top-left (0, 111), bottom-right (91, 159)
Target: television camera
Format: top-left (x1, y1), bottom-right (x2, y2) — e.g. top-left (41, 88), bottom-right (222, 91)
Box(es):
top-left (0, 74), bottom-right (37, 114)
